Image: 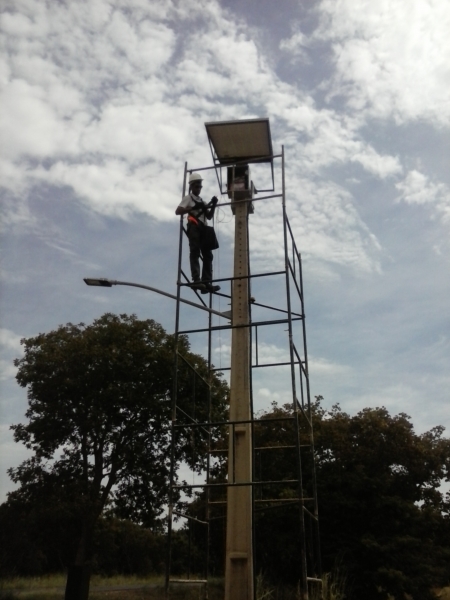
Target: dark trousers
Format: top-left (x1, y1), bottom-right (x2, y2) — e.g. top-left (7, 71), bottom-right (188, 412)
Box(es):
top-left (187, 222), bottom-right (213, 282)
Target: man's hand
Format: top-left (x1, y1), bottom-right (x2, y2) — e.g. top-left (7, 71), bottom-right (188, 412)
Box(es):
top-left (211, 196), bottom-right (218, 205)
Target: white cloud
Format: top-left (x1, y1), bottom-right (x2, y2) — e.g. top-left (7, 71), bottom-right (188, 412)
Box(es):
top-left (309, 356), bottom-right (352, 377)
top-left (396, 170), bottom-right (450, 222)
top-left (271, 105), bottom-right (402, 180)
top-left (0, 329), bottom-right (22, 381)
top-left (350, 146), bottom-right (401, 179)
top-left (250, 177), bottom-right (382, 274)
top-left (280, 30), bottom-right (310, 60)
top-left (0, 359), bottom-right (17, 381)
top-left (0, 328), bottom-right (22, 351)
top-left (255, 387), bottom-right (285, 405)
top-left (346, 379), bottom-right (450, 433)
top-left (0, 0), bottom-right (416, 279)
top-left (0, 78), bottom-right (76, 160)
top-left (311, 0), bottom-right (450, 125)
top-left (253, 343), bottom-right (290, 364)
top-left (0, 187), bottom-right (37, 234)
top-left (0, 423), bottom-right (32, 501)
top-left (1, 0), bottom-right (404, 215)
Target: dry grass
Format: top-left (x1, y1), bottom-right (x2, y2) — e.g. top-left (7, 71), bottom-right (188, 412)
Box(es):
top-left (0, 576), bottom-right (223, 600)
top-left (2, 576), bottom-right (449, 600)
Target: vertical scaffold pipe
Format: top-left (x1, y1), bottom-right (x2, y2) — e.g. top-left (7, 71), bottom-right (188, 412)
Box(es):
top-left (281, 147), bottom-right (309, 600)
top-left (165, 163), bottom-right (188, 600)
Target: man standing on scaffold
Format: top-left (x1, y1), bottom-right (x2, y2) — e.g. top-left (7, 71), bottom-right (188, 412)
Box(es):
top-left (175, 172), bottom-right (220, 294)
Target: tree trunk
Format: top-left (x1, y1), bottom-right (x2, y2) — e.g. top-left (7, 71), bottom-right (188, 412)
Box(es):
top-left (65, 565), bottom-right (91, 600)
top-left (64, 519), bottom-right (94, 600)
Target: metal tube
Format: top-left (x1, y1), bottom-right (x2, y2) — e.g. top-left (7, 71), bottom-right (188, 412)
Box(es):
top-left (281, 146), bottom-right (309, 600)
top-left (177, 316), bottom-right (303, 336)
top-left (173, 479), bottom-right (299, 489)
top-left (173, 511), bottom-right (208, 525)
top-left (205, 277), bottom-right (213, 595)
top-left (197, 269), bottom-right (286, 283)
top-left (247, 212), bottom-right (257, 600)
top-left (109, 280), bottom-right (230, 319)
top-left (173, 415), bottom-right (297, 429)
top-left (165, 162), bottom-right (188, 599)
top-left (298, 236), bottom-right (322, 579)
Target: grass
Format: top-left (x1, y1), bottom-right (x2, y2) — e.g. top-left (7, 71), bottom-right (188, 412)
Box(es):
top-left (318, 570), bottom-right (347, 600)
top-left (2, 575), bottom-right (450, 600)
top-left (1, 575), bottom-right (165, 591)
top-left (0, 575), bottom-right (163, 600)
top-left (0, 575), bottom-right (221, 600)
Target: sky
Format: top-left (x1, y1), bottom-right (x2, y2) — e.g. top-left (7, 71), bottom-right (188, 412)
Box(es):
top-left (1, 0), bottom-right (450, 502)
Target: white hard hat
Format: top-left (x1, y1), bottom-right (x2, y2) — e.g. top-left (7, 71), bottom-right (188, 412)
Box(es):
top-left (189, 172), bottom-right (203, 184)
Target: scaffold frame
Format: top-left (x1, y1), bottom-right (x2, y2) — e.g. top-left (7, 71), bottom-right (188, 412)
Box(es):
top-left (165, 148), bottom-right (322, 600)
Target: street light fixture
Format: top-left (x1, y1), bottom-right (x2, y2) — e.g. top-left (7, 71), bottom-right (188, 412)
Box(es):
top-left (83, 278), bottom-right (113, 287)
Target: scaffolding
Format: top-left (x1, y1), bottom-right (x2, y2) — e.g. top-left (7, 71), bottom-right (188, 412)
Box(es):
top-left (165, 146), bottom-right (321, 600)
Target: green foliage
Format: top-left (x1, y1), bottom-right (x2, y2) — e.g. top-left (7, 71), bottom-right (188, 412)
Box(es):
top-left (6, 313), bottom-right (228, 573)
top-left (311, 398), bottom-right (450, 599)
top-left (92, 518), bottom-right (166, 575)
top-left (6, 311), bottom-right (450, 599)
top-left (0, 486), bottom-right (80, 576)
top-left (0, 490), bottom-right (204, 580)
top-left (255, 398), bottom-right (450, 599)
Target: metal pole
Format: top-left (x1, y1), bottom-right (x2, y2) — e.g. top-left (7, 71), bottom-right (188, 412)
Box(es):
top-left (205, 285), bottom-right (214, 599)
top-left (247, 210), bottom-right (257, 600)
top-left (165, 162), bottom-right (188, 599)
top-left (106, 280), bottom-right (230, 320)
top-left (224, 196), bottom-right (254, 600)
top-left (298, 248), bottom-right (322, 580)
top-left (281, 146), bottom-right (309, 600)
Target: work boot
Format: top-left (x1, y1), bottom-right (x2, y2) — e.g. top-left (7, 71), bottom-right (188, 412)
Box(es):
top-left (201, 283), bottom-right (221, 294)
top-left (190, 281), bottom-right (206, 291)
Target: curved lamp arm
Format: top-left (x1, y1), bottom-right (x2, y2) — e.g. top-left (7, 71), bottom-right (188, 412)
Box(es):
top-left (83, 278), bottom-right (231, 320)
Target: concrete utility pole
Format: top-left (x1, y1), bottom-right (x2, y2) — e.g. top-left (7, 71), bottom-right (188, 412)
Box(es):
top-left (224, 196), bottom-right (253, 600)
top-left (204, 118), bottom-right (274, 600)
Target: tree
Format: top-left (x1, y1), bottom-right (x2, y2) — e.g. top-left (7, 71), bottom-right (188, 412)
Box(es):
top-left (312, 399), bottom-right (450, 599)
top-left (0, 499), bottom-right (169, 578)
top-left (9, 313), bottom-right (228, 598)
top-left (251, 399), bottom-right (450, 599)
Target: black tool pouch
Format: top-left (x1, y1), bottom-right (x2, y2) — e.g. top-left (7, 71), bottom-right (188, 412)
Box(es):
top-left (201, 223), bottom-right (219, 250)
